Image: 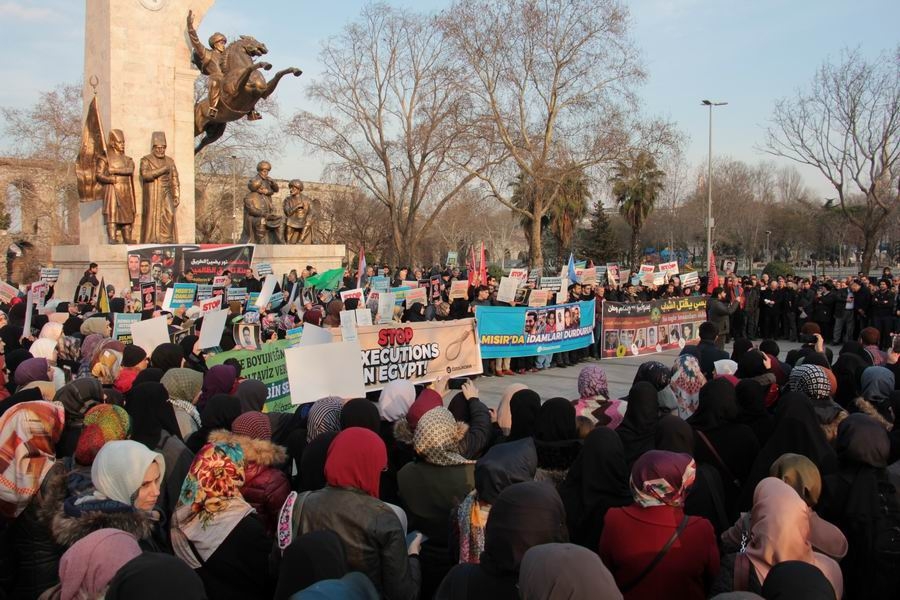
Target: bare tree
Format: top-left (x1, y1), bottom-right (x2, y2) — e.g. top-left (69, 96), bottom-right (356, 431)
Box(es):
top-left (764, 47), bottom-right (900, 272)
top-left (288, 4), bottom-right (498, 265)
top-left (317, 189), bottom-right (394, 263)
top-left (441, 0), bottom-right (650, 267)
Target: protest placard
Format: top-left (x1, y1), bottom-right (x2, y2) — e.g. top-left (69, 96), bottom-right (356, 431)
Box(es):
top-left (508, 268), bottom-right (528, 282)
top-left (226, 287), bottom-right (248, 304)
top-left (639, 264), bottom-right (655, 284)
top-left (196, 284), bottom-right (213, 300)
top-left (340, 310), bottom-right (359, 342)
top-left (539, 277), bottom-right (563, 291)
top-left (355, 308), bottom-right (373, 326)
top-left (170, 283), bottom-right (197, 309)
top-left (527, 289), bottom-right (549, 307)
top-left (446, 251), bottom-right (458, 267)
top-left (298, 322), bottom-right (334, 347)
top-left (285, 341), bottom-right (366, 405)
top-left (130, 316), bottom-right (170, 354)
top-left (659, 261), bottom-right (679, 278)
top-left (20, 290), bottom-right (33, 341)
top-left (200, 295), bottom-right (222, 314)
top-left (286, 326), bottom-right (304, 346)
top-left (40, 268), bottom-right (60, 283)
top-left (606, 264), bottom-right (620, 287)
top-left (233, 323), bottom-right (261, 350)
top-left (340, 288), bottom-right (365, 304)
top-left (377, 292), bottom-right (396, 324)
top-left (31, 282), bottom-right (48, 309)
top-left (140, 283), bottom-right (156, 311)
top-left (722, 259), bottom-right (736, 274)
top-left (255, 275), bottom-right (277, 309)
top-left (161, 288), bottom-right (175, 311)
top-left (255, 263), bottom-right (274, 276)
top-left (212, 275), bottom-right (229, 287)
top-left (496, 277), bottom-right (519, 304)
top-left (527, 269), bottom-right (542, 287)
top-left (449, 280), bottom-right (469, 300)
top-left (681, 271), bottom-right (699, 287)
top-left (206, 340), bottom-right (292, 413)
top-left (0, 281), bottom-right (18, 304)
top-left (112, 313), bottom-right (141, 343)
top-left (580, 268), bottom-right (597, 284)
top-left (246, 292), bottom-right (261, 311)
top-left (197, 309), bottom-right (228, 349)
top-left (369, 276), bottom-right (390, 292)
top-left (404, 286), bottom-right (427, 308)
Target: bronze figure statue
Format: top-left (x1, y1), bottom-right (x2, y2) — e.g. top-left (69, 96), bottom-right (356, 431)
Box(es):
top-left (241, 161), bottom-right (280, 244)
top-left (188, 11), bottom-right (302, 154)
top-left (283, 180), bottom-right (314, 244)
top-left (95, 129), bottom-right (137, 244)
top-left (139, 131), bottom-right (180, 243)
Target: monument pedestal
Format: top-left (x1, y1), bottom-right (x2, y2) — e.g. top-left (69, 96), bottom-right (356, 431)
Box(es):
top-left (51, 244), bottom-right (347, 297)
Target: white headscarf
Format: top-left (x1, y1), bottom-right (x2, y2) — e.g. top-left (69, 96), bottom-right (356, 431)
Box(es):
top-left (83, 440), bottom-right (164, 507)
top-left (378, 379), bottom-right (416, 422)
top-left (39, 321), bottom-right (64, 342)
top-left (29, 338), bottom-right (58, 362)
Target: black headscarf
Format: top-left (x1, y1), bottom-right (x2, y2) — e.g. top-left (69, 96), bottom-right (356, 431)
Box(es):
top-left (339, 398), bottom-right (380, 432)
top-left (299, 430), bottom-right (338, 491)
top-left (476, 437), bottom-right (538, 504)
top-left (150, 343), bottom-right (184, 372)
top-left (447, 392), bottom-right (471, 423)
top-left (131, 368), bottom-right (164, 387)
top-left (736, 350), bottom-right (768, 378)
top-left (508, 389), bottom-right (541, 441)
top-left (632, 360), bottom-right (671, 391)
top-left (560, 428), bottom-right (631, 549)
top-left (0, 326), bottom-right (24, 353)
top-left (109, 297), bottom-right (126, 314)
top-left (730, 338), bottom-right (754, 363)
top-left (126, 382), bottom-right (183, 448)
top-left (761, 561), bottom-right (837, 600)
top-left (687, 378), bottom-right (739, 432)
top-left (480, 481), bottom-right (568, 574)
top-left (185, 393), bottom-right (242, 452)
top-left (106, 553), bottom-right (206, 600)
top-left (734, 378), bottom-right (774, 444)
top-left (403, 302), bottom-right (427, 322)
top-left (179, 334), bottom-right (208, 373)
top-left (534, 397), bottom-right (577, 442)
top-left (839, 340), bottom-right (873, 365)
top-left (741, 391), bottom-right (838, 510)
top-left (617, 382), bottom-right (660, 466)
top-left (654, 413), bottom-right (695, 454)
top-left (3, 349), bottom-right (32, 391)
top-left (236, 379), bottom-right (268, 413)
top-left (831, 353), bottom-right (868, 408)
top-left (274, 530), bottom-right (348, 600)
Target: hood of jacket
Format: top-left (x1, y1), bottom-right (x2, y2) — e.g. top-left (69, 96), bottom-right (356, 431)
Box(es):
top-left (51, 496), bottom-right (155, 548)
top-left (208, 429), bottom-right (287, 467)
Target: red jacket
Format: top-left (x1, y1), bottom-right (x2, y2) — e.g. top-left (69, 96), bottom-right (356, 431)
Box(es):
top-left (599, 505), bottom-right (719, 600)
top-left (208, 430), bottom-right (290, 537)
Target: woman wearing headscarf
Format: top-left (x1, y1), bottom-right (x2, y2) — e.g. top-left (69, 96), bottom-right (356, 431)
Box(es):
top-left (53, 378), bottom-right (105, 458)
top-left (235, 378), bottom-right (268, 413)
top-left (161, 367), bottom-right (204, 438)
top-left (560, 427), bottom-right (632, 550)
top-left (575, 365), bottom-right (627, 429)
top-left (734, 379), bottom-right (774, 446)
top-left (819, 414), bottom-right (900, 598)
top-left (687, 378), bottom-right (760, 520)
top-left (736, 350), bottom-right (780, 407)
top-left (494, 383), bottom-right (526, 440)
top-left (518, 543), bottom-right (623, 600)
top-left (179, 334), bottom-right (208, 374)
top-left (209, 411), bottom-right (289, 537)
top-left (616, 382), bottom-right (660, 467)
top-left (398, 407), bottom-right (475, 595)
top-left (0, 401), bottom-right (66, 599)
top-left (599, 450), bottom-right (718, 600)
top-left (453, 437), bottom-right (538, 564)
top-left (788, 363), bottom-right (848, 442)
top-left (710, 477), bottom-right (843, 597)
top-left (654, 414), bottom-right (730, 536)
top-left (857, 365), bottom-right (896, 428)
top-left (171, 442), bottom-right (270, 600)
top-left (196, 364), bottom-right (236, 412)
top-left (322, 299), bottom-right (344, 328)
top-left (13, 357), bottom-right (53, 390)
top-left (4, 348), bottom-right (32, 395)
top-left (633, 360), bottom-right (676, 415)
top-left (37, 528), bottom-right (142, 600)
top-left (403, 302), bottom-right (427, 323)
top-left (105, 552), bottom-right (207, 600)
top-left (277, 428), bottom-right (422, 600)
top-left (126, 382), bottom-right (193, 518)
top-left (532, 397), bottom-right (581, 487)
top-left (507, 388), bottom-right (541, 441)
top-left (28, 338), bottom-right (66, 390)
top-left (79, 317), bottom-right (111, 338)
top-left (184, 393), bottom-right (242, 453)
top-left (273, 530), bottom-right (349, 600)
top-left (740, 392), bottom-right (838, 511)
top-left (306, 396), bottom-right (345, 442)
top-left (340, 398), bottom-right (381, 432)
top-left (436, 481), bottom-right (569, 600)
top-left (150, 342), bottom-right (184, 372)
top-left (72, 404), bottom-right (131, 468)
top-left (760, 561), bottom-right (838, 600)
top-left (731, 339), bottom-right (754, 363)
top-left (668, 355), bottom-right (706, 419)
top-left (51, 440), bottom-right (167, 552)
top-left (831, 352), bottom-right (868, 409)
top-left (720, 453), bottom-right (847, 561)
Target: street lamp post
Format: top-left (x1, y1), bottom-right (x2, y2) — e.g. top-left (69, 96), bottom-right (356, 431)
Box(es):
top-left (765, 230), bottom-right (772, 265)
top-left (701, 100), bottom-right (727, 276)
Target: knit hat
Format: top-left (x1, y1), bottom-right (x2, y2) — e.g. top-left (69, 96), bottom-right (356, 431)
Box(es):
top-left (232, 411), bottom-right (271, 440)
top-left (406, 389), bottom-right (442, 431)
top-left (121, 345), bottom-right (147, 368)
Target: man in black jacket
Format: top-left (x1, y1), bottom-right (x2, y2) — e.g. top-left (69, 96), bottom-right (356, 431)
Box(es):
top-left (706, 287), bottom-right (738, 350)
top-left (695, 321), bottom-right (729, 379)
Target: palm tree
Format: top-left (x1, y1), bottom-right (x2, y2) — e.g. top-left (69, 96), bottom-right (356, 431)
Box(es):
top-left (611, 150), bottom-right (665, 269)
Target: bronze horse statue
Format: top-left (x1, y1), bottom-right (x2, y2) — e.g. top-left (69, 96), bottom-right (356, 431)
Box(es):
top-left (193, 35), bottom-right (301, 153)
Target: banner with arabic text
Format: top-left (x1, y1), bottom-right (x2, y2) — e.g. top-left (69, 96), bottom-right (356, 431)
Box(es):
top-left (600, 296), bottom-right (707, 358)
top-left (126, 244), bottom-right (255, 287)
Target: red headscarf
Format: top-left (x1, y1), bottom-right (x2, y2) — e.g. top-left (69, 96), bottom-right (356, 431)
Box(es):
top-left (324, 427), bottom-right (387, 498)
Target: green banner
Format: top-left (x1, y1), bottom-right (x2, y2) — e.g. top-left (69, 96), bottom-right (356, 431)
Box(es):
top-left (206, 339), bottom-right (292, 413)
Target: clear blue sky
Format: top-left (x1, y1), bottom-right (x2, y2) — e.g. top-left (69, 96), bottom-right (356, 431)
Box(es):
top-left (1, 0), bottom-right (897, 197)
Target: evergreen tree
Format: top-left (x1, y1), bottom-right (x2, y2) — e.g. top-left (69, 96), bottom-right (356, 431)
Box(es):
top-left (576, 199), bottom-right (619, 264)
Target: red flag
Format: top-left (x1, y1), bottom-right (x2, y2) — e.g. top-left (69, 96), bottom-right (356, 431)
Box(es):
top-left (356, 247), bottom-right (366, 289)
top-left (707, 251), bottom-right (719, 294)
top-left (478, 241), bottom-right (487, 287)
top-left (467, 246), bottom-right (477, 286)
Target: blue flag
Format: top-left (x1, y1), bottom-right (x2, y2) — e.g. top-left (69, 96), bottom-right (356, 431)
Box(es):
top-left (567, 253), bottom-right (578, 282)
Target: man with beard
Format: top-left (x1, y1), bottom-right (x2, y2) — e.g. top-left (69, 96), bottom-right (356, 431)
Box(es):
top-left (760, 280), bottom-right (783, 339)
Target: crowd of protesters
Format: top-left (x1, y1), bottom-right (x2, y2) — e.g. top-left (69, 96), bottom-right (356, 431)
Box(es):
top-left (0, 260), bottom-right (897, 599)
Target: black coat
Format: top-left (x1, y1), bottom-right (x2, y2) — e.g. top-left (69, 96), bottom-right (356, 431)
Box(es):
top-left (195, 515), bottom-right (271, 600)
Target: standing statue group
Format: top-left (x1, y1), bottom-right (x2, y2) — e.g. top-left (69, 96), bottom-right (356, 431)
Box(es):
top-left (241, 161), bottom-right (314, 245)
top-left (95, 129), bottom-right (179, 245)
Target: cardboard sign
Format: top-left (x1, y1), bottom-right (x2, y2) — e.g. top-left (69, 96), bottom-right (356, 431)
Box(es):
top-left (340, 288), bottom-right (365, 304)
top-left (446, 251), bottom-right (458, 267)
top-left (355, 307), bottom-right (373, 327)
top-left (20, 290), bottom-right (33, 341)
top-left (508, 268), bottom-right (528, 282)
top-left (528, 289), bottom-right (550, 307)
top-left (540, 277), bottom-right (563, 292)
top-left (76, 282), bottom-right (94, 304)
top-left (197, 308), bottom-right (228, 349)
top-left (0, 280), bottom-right (18, 303)
top-left (286, 325), bottom-right (304, 346)
top-left (580, 268), bottom-right (597, 285)
top-left (40, 268), bottom-right (60, 283)
top-left (722, 259), bottom-right (736, 274)
top-left (112, 313), bottom-right (141, 343)
top-left (30, 282), bottom-right (49, 309)
top-left (161, 287), bottom-right (175, 311)
top-left (659, 261), bottom-right (679, 278)
top-left (340, 310), bottom-right (359, 342)
top-left (171, 283), bottom-right (198, 309)
top-left (404, 287), bottom-right (427, 308)
top-left (130, 315), bottom-right (170, 355)
top-left (496, 277), bottom-right (519, 304)
top-left (246, 292), bottom-right (261, 311)
top-left (226, 287), bottom-right (248, 304)
top-left (639, 264), bottom-right (655, 283)
top-left (196, 284), bottom-right (214, 300)
top-left (606, 264), bottom-right (620, 287)
top-left (285, 341), bottom-right (366, 405)
top-left (200, 295), bottom-right (223, 314)
top-left (527, 269), bottom-right (542, 287)
top-left (297, 322), bottom-right (334, 347)
top-left (254, 275), bottom-right (277, 309)
top-left (369, 276), bottom-right (390, 292)
top-left (140, 283), bottom-right (156, 311)
top-left (449, 280), bottom-right (469, 301)
top-left (681, 271), bottom-right (699, 287)
top-left (256, 263), bottom-right (274, 276)
top-left (377, 292), bottom-right (396, 324)
top-left (213, 276), bottom-right (229, 287)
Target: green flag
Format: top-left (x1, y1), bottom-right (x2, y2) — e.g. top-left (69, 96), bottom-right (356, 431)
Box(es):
top-left (305, 267), bottom-right (344, 290)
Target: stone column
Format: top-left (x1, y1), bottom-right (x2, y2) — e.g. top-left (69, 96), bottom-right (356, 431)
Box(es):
top-left (81, 0), bottom-right (214, 244)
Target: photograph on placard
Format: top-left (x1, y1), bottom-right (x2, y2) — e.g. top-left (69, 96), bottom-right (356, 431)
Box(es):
top-left (233, 323), bottom-right (261, 350)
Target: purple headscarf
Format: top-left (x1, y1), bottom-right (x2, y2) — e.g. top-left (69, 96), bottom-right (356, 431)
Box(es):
top-left (197, 364), bottom-right (236, 411)
top-left (14, 358), bottom-right (50, 387)
top-left (577, 365), bottom-right (609, 399)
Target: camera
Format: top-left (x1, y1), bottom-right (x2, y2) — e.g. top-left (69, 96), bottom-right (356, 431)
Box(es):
top-left (799, 333), bottom-right (817, 344)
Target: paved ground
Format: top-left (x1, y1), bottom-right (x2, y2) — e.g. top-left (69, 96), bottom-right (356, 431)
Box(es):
top-left (472, 340), bottom-right (806, 410)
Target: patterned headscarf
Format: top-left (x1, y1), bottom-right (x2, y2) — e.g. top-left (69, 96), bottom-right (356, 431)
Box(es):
top-left (413, 407), bottom-right (474, 467)
top-left (306, 396), bottom-right (345, 442)
top-left (172, 442), bottom-right (253, 569)
top-left (577, 365), bottom-right (609, 399)
top-left (630, 450), bottom-right (696, 508)
top-left (0, 401), bottom-right (65, 518)
top-left (57, 336), bottom-right (82, 363)
top-left (633, 361), bottom-right (672, 391)
top-left (789, 364), bottom-right (832, 401)
top-left (668, 355), bottom-right (706, 419)
top-left (74, 405), bottom-right (131, 466)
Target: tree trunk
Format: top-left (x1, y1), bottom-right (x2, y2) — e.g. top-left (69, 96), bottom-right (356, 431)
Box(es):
top-left (529, 215), bottom-right (543, 269)
top-left (630, 227), bottom-right (640, 270)
top-left (861, 234), bottom-right (875, 275)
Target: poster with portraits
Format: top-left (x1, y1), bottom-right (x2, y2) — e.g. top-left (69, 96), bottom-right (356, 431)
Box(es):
top-left (600, 296), bottom-right (707, 358)
top-left (475, 300), bottom-right (595, 358)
